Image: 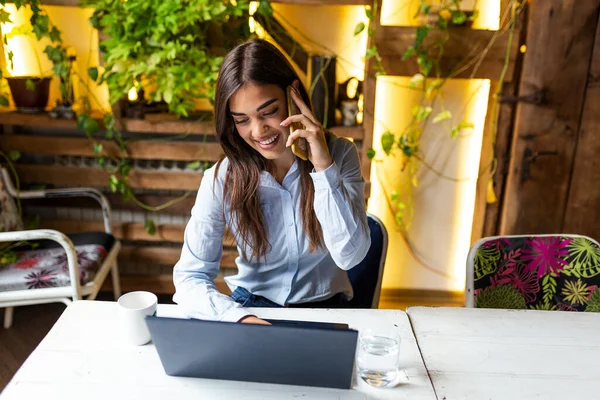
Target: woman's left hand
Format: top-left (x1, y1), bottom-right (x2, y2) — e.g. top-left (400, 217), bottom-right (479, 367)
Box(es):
top-left (280, 87), bottom-right (333, 172)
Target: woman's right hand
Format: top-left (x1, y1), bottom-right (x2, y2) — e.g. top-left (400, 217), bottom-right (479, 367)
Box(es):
top-left (239, 316), bottom-right (272, 325)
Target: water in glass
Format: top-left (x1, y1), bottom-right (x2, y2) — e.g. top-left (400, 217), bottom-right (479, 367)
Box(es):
top-left (356, 333), bottom-right (399, 387)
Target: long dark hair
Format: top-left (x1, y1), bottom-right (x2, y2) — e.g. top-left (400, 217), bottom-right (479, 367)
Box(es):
top-left (213, 38), bottom-right (324, 261)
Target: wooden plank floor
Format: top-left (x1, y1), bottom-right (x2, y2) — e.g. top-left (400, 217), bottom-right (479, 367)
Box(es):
top-left (0, 290), bottom-right (464, 392)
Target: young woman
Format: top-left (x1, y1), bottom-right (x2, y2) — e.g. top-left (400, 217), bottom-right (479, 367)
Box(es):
top-left (173, 39), bottom-right (370, 324)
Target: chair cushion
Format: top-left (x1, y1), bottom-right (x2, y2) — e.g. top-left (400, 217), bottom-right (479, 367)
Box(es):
top-left (0, 232), bottom-right (115, 292)
top-left (473, 235), bottom-right (600, 312)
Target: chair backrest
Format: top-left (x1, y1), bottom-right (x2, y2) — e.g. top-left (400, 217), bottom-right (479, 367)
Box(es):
top-left (466, 234), bottom-right (600, 312)
top-left (346, 213), bottom-right (388, 308)
top-left (0, 168), bottom-right (23, 232)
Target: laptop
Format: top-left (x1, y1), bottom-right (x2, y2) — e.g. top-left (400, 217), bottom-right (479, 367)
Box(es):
top-left (145, 315), bottom-right (359, 389)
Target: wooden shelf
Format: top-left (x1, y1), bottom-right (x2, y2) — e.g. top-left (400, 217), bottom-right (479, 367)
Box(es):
top-left (15, 164), bottom-right (203, 191)
top-left (375, 26), bottom-right (520, 81)
top-left (0, 111), bottom-right (364, 139)
top-left (0, 134), bottom-right (225, 161)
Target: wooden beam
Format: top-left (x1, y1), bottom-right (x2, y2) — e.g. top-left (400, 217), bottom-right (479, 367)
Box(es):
top-left (119, 117), bottom-right (216, 136)
top-left (23, 193), bottom-right (196, 216)
top-left (0, 135), bottom-right (224, 162)
top-left (0, 112), bottom-right (361, 139)
top-left (375, 26), bottom-right (520, 81)
top-left (360, 0), bottom-right (381, 203)
top-left (252, 13), bottom-right (309, 73)
top-left (500, 0), bottom-right (600, 234)
top-left (471, 81), bottom-right (498, 244)
top-left (563, 11), bottom-right (600, 239)
top-left (15, 165), bottom-right (203, 191)
top-left (482, 2), bottom-right (529, 237)
top-left (38, 219), bottom-right (237, 246)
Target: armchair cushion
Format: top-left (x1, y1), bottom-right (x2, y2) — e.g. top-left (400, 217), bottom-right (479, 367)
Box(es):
top-left (0, 232), bottom-right (115, 291)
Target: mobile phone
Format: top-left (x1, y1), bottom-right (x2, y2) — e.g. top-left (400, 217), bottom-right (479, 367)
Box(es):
top-left (286, 86), bottom-right (308, 160)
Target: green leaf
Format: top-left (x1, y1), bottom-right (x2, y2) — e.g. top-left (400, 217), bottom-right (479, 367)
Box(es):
top-left (354, 22), bottom-right (365, 36)
top-left (256, 0), bottom-right (273, 17)
top-left (433, 110), bottom-right (452, 123)
top-left (381, 131), bottom-right (395, 155)
top-left (451, 121), bottom-right (475, 137)
top-left (84, 118), bottom-right (100, 135)
top-left (366, 148), bottom-right (376, 160)
top-left (401, 46), bottom-right (416, 61)
top-left (0, 96), bottom-right (8, 107)
top-left (88, 67), bottom-right (99, 82)
top-left (408, 73), bottom-right (425, 89)
top-left (8, 151), bottom-right (21, 161)
top-left (414, 26), bottom-right (430, 49)
top-left (187, 161), bottom-right (201, 170)
top-left (109, 175), bottom-right (119, 193)
top-left (418, 4), bottom-right (431, 15)
top-left (49, 26), bottom-right (61, 42)
top-left (144, 219), bottom-right (156, 236)
top-left (417, 54), bottom-right (433, 76)
top-left (395, 212), bottom-right (404, 225)
top-left (412, 106), bottom-right (433, 122)
top-left (365, 45), bottom-right (378, 60)
top-left (452, 10), bottom-right (467, 25)
top-left (97, 156), bottom-right (106, 167)
top-left (93, 143), bottom-right (103, 154)
top-left (391, 190), bottom-right (398, 201)
top-left (365, 7), bottom-right (373, 20)
top-left (26, 214), bottom-right (41, 230)
top-left (25, 79), bottom-right (36, 92)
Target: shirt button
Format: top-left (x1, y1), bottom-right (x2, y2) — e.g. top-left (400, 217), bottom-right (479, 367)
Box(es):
top-left (291, 251), bottom-right (297, 256)
top-left (288, 219), bottom-right (294, 226)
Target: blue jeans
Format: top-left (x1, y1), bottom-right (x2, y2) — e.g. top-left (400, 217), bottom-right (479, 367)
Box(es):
top-left (231, 287), bottom-right (348, 308)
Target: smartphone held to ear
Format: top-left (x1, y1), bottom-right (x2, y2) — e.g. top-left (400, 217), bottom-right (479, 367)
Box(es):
top-left (286, 86), bottom-right (308, 161)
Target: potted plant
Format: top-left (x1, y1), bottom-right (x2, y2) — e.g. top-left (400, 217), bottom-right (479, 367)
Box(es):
top-left (0, 0), bottom-right (69, 113)
top-left (81, 0), bottom-right (272, 118)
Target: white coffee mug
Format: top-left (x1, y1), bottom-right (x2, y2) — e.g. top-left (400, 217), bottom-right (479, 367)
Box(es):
top-left (117, 291), bottom-right (158, 346)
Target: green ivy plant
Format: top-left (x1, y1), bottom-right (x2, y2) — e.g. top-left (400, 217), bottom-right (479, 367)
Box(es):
top-left (74, 0), bottom-right (272, 234)
top-left (0, 0), bottom-right (70, 106)
top-left (81, 0), bottom-right (270, 117)
top-left (364, 0), bottom-right (486, 229)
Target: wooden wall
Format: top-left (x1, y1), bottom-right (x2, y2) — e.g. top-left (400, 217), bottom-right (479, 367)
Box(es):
top-left (492, 0), bottom-right (600, 240)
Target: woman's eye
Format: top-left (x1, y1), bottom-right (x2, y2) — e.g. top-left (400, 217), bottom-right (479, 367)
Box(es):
top-left (264, 107), bottom-right (278, 116)
top-left (234, 119), bottom-right (249, 125)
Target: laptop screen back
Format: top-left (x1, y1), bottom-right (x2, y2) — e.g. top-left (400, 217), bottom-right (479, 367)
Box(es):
top-left (145, 316), bottom-right (358, 389)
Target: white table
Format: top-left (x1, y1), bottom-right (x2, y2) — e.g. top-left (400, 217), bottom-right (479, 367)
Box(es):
top-left (407, 306), bottom-right (600, 400)
top-left (1, 301), bottom-right (436, 400)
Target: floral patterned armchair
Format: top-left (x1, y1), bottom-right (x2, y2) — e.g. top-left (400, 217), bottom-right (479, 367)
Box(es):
top-left (466, 235), bottom-right (600, 312)
top-left (0, 167), bottom-right (121, 328)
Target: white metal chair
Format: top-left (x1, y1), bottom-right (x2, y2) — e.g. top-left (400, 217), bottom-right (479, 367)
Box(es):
top-left (0, 167), bottom-right (121, 328)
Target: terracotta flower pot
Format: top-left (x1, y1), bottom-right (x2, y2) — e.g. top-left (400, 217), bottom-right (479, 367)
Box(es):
top-left (6, 76), bottom-right (52, 113)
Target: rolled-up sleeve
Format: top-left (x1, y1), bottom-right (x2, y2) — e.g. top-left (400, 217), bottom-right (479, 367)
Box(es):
top-left (172, 165), bottom-right (251, 322)
top-left (310, 139), bottom-right (371, 270)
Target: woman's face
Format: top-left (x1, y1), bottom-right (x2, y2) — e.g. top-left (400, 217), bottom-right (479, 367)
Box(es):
top-left (229, 82), bottom-right (293, 161)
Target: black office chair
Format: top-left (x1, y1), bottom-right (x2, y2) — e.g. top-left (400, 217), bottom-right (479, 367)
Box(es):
top-left (346, 213), bottom-right (388, 308)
